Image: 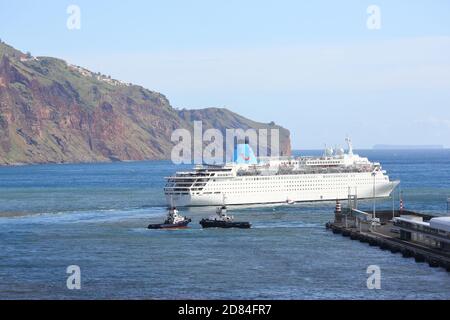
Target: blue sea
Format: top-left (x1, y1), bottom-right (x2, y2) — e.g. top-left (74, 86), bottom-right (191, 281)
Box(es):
top-left (0, 149), bottom-right (449, 299)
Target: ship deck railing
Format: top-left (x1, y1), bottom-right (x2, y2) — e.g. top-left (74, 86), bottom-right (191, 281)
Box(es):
top-left (235, 167), bottom-right (376, 177)
top-left (165, 175), bottom-right (231, 180)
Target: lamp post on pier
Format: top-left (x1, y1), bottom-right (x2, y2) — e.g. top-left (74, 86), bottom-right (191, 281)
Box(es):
top-left (372, 171), bottom-right (376, 220)
top-left (392, 185), bottom-right (395, 220)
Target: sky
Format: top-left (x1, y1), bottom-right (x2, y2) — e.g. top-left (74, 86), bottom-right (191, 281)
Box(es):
top-left (1, 0), bottom-right (450, 149)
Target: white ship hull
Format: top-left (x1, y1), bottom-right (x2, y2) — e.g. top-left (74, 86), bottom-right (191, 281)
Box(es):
top-left (166, 172), bottom-right (399, 207)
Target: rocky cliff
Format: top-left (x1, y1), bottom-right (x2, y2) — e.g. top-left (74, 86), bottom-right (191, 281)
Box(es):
top-left (0, 42), bottom-right (291, 165)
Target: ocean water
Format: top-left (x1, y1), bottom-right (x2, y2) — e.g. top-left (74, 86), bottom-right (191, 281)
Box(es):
top-left (0, 149), bottom-right (449, 299)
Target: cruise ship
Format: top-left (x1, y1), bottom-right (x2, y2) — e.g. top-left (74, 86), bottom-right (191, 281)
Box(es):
top-left (164, 138), bottom-right (400, 207)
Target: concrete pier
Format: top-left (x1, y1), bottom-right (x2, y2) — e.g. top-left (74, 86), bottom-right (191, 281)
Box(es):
top-left (326, 207), bottom-right (450, 272)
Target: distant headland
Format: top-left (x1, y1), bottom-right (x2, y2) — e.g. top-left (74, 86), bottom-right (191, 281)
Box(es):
top-left (373, 144), bottom-right (445, 150)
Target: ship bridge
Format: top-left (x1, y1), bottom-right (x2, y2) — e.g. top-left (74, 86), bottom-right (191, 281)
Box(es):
top-left (164, 166), bottom-right (233, 195)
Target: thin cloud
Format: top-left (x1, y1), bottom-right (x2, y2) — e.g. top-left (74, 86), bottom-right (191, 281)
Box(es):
top-left (63, 36), bottom-right (450, 93)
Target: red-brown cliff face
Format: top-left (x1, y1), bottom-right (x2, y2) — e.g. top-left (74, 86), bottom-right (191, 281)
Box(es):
top-left (0, 42), bottom-right (291, 165)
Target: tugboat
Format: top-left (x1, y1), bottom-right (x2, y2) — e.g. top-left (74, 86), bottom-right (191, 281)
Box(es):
top-left (148, 206), bottom-right (191, 229)
top-left (199, 205), bottom-right (251, 229)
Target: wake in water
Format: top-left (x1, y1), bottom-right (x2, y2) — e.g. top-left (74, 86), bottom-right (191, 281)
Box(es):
top-left (0, 205), bottom-right (167, 225)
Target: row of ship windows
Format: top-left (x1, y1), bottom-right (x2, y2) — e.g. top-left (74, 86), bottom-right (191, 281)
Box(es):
top-left (191, 179), bottom-right (383, 186)
top-left (167, 187), bottom-right (361, 195)
top-left (204, 187), bottom-right (364, 191)
top-left (211, 180), bottom-right (378, 184)
top-left (194, 187), bottom-right (350, 195)
top-left (306, 161), bottom-right (341, 165)
top-left (227, 175), bottom-right (365, 181)
top-left (168, 182), bottom-right (383, 190)
top-left (208, 181), bottom-right (378, 188)
top-left (214, 179), bottom-right (375, 183)
top-left (204, 186), bottom-right (372, 192)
